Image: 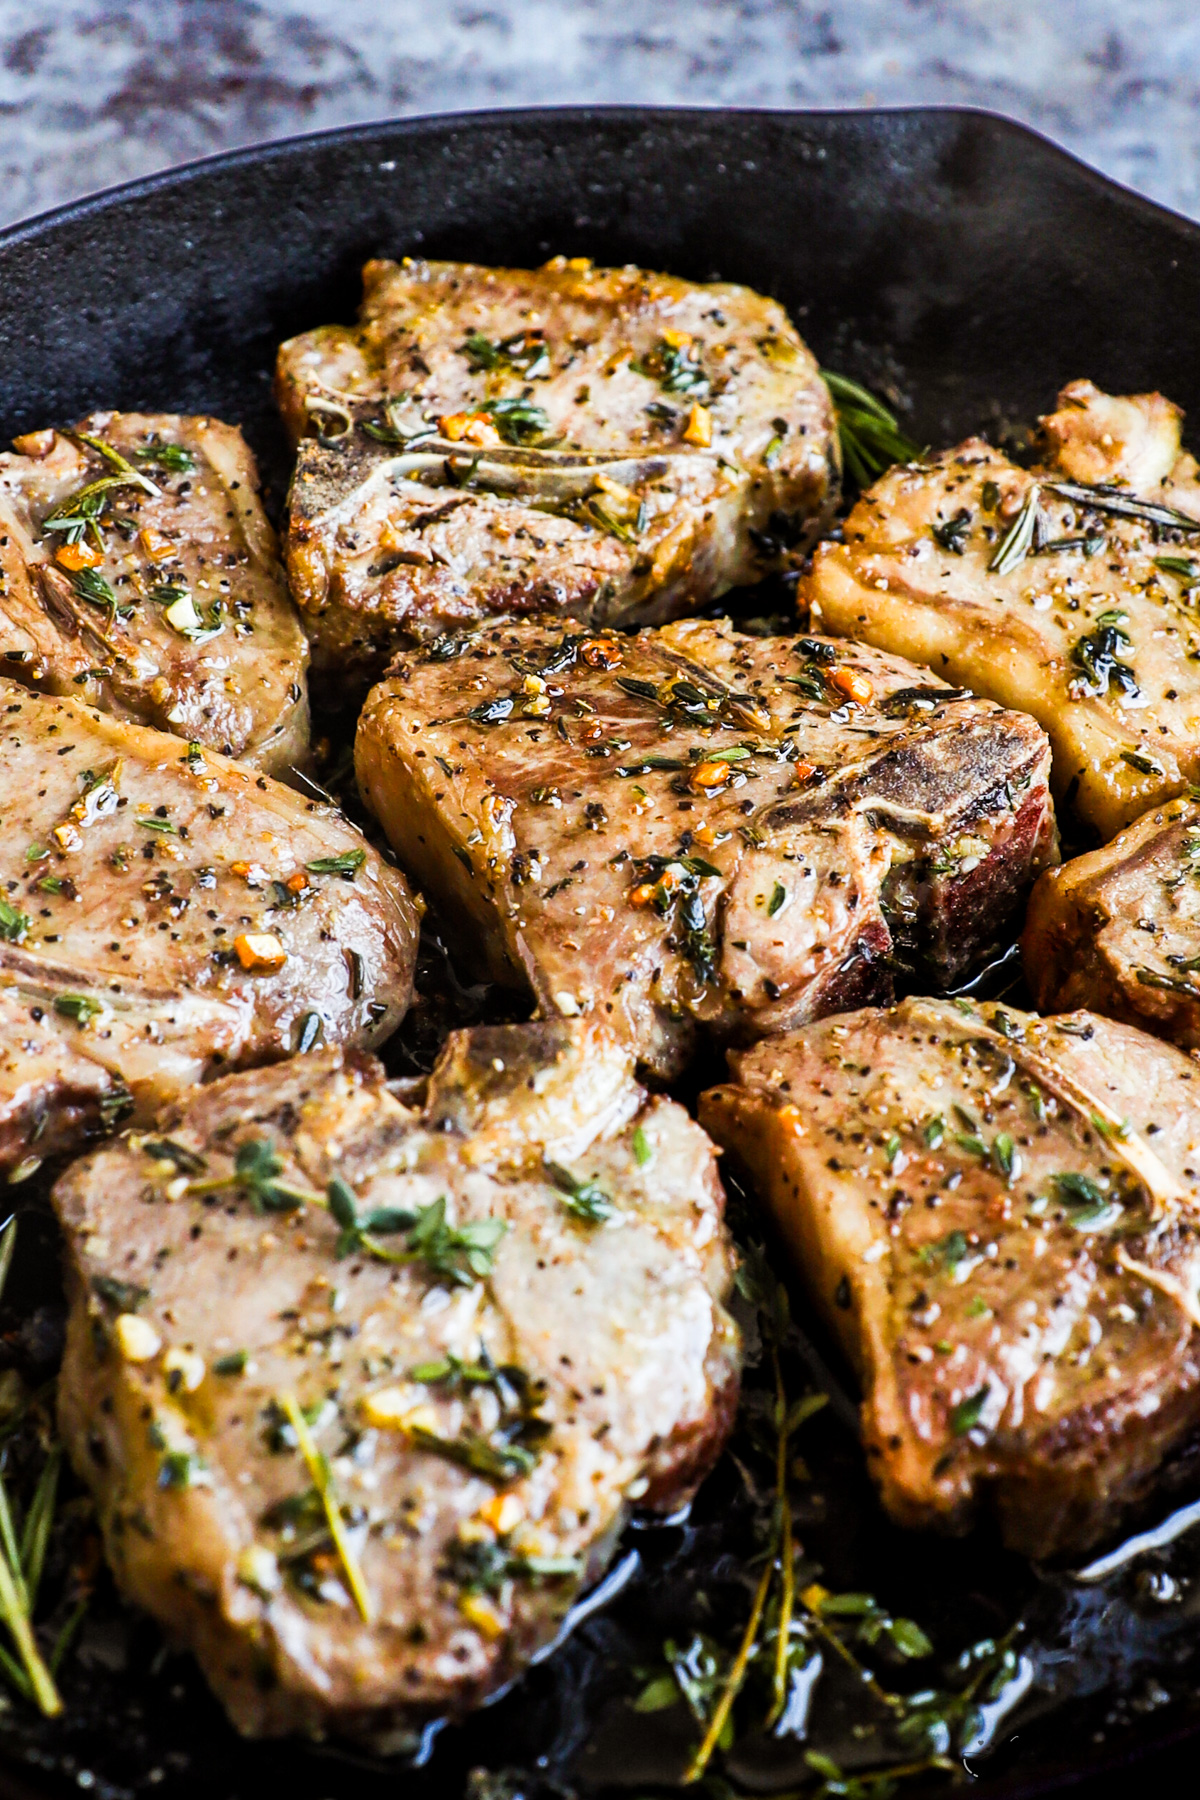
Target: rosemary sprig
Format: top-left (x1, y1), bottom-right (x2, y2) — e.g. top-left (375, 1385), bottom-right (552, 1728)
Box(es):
top-left (0, 1441), bottom-right (62, 1716)
top-left (408, 1425), bottom-right (540, 1485)
top-left (1045, 479), bottom-right (1200, 533)
top-left (19, 1446), bottom-right (60, 1608)
top-left (277, 1391), bottom-right (372, 1624)
top-left (72, 433), bottom-right (162, 498)
top-left (0, 1548), bottom-right (59, 1713)
top-left (43, 438), bottom-right (161, 552)
top-left (822, 371), bottom-right (920, 488)
top-left (989, 483), bottom-right (1041, 576)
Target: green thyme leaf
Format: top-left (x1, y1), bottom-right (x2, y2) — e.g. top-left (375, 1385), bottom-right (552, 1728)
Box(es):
top-left (133, 443), bottom-right (195, 474)
top-left (1046, 480), bottom-right (1200, 533)
top-left (53, 993), bottom-right (102, 1024)
top-left (480, 396), bottom-right (553, 445)
top-left (547, 1163), bottom-right (616, 1224)
top-left (92, 1274), bottom-right (150, 1312)
top-left (304, 849), bottom-right (367, 877)
top-left (888, 1617), bottom-right (935, 1659)
top-left (0, 900), bottom-right (29, 944)
top-left (950, 1387), bottom-right (990, 1436)
top-left (821, 370), bottom-right (920, 487)
top-left (1120, 749), bottom-right (1164, 776)
top-left (992, 1133), bottom-right (1017, 1180)
top-left (158, 1450), bottom-right (204, 1491)
top-left (988, 483), bottom-right (1040, 576)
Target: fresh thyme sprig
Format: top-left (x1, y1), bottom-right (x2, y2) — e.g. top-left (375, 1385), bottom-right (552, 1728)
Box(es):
top-left (185, 1144), bottom-right (507, 1286)
top-left (659, 1242), bottom-right (1001, 1790)
top-left (407, 1348), bottom-right (552, 1485)
top-left (546, 1163), bottom-right (616, 1224)
top-left (0, 1219), bottom-right (64, 1716)
top-left (391, 1196), bottom-right (507, 1286)
top-left (276, 1391), bottom-right (372, 1623)
top-left (822, 371), bottom-right (921, 488)
top-left (682, 1248), bottom-right (827, 1782)
top-left (185, 1138), bottom-right (323, 1213)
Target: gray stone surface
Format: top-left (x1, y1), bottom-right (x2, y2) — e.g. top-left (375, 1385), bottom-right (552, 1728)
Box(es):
top-left (0, 1), bottom-right (1198, 228)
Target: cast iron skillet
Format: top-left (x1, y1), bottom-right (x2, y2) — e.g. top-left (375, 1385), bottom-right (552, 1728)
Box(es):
top-left (2, 105), bottom-right (1200, 1800)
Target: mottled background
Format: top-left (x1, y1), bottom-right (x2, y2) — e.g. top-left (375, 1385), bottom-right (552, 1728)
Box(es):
top-left (0, 0), bottom-right (1198, 229)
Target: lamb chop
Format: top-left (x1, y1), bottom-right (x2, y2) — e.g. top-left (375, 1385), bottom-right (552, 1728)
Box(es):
top-left (1023, 793), bottom-right (1200, 1049)
top-left (54, 1023), bottom-right (740, 1739)
top-left (355, 616), bottom-right (1056, 1079)
top-left (276, 256), bottom-right (837, 684)
top-left (701, 996), bottom-right (1200, 1559)
top-left (0, 680), bottom-right (418, 1174)
top-left (0, 413), bottom-right (309, 773)
top-left (803, 379), bottom-right (1200, 838)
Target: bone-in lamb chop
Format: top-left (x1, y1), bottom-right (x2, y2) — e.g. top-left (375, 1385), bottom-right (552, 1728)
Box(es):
top-left (803, 380), bottom-right (1200, 838)
top-left (355, 616), bottom-right (1056, 1078)
top-left (276, 256), bottom-right (838, 683)
top-left (54, 1023), bottom-right (740, 1738)
top-left (0, 413), bottom-right (309, 772)
top-left (0, 680), bottom-right (418, 1174)
top-left (1024, 793), bottom-right (1200, 1049)
top-left (701, 995), bottom-right (1200, 1559)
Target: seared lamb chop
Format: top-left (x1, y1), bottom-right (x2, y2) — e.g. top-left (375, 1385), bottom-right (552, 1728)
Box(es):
top-left (276, 256), bottom-right (837, 682)
top-left (1024, 794), bottom-right (1200, 1049)
top-left (355, 617), bottom-right (1055, 1078)
top-left (701, 996), bottom-right (1200, 1559)
top-left (55, 1023), bottom-right (739, 1738)
top-left (0, 680), bottom-right (417, 1173)
top-left (804, 379), bottom-right (1200, 838)
top-left (0, 413), bottom-right (309, 772)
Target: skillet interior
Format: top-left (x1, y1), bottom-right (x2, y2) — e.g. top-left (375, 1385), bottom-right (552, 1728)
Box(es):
top-left (2, 105), bottom-right (1200, 1800)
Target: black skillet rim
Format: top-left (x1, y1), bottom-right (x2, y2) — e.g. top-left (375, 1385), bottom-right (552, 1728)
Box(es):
top-left (0, 99), bottom-right (1199, 1800)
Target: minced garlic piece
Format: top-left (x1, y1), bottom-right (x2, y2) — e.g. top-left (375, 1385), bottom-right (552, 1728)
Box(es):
top-left (115, 1314), bottom-right (161, 1362)
top-left (360, 1389), bottom-right (437, 1432)
top-left (236, 1545), bottom-right (281, 1597)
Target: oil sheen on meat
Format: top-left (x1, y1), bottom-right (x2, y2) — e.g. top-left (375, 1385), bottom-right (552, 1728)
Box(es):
top-left (804, 380), bottom-right (1200, 838)
top-left (277, 257), bottom-right (838, 680)
top-left (1024, 793), bottom-right (1200, 1049)
top-left (0, 680), bottom-right (418, 1173)
top-left (355, 616), bottom-right (1055, 1078)
top-left (0, 414), bottom-right (310, 772)
top-left (701, 996), bottom-right (1200, 1559)
top-left (54, 1024), bottom-right (740, 1738)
